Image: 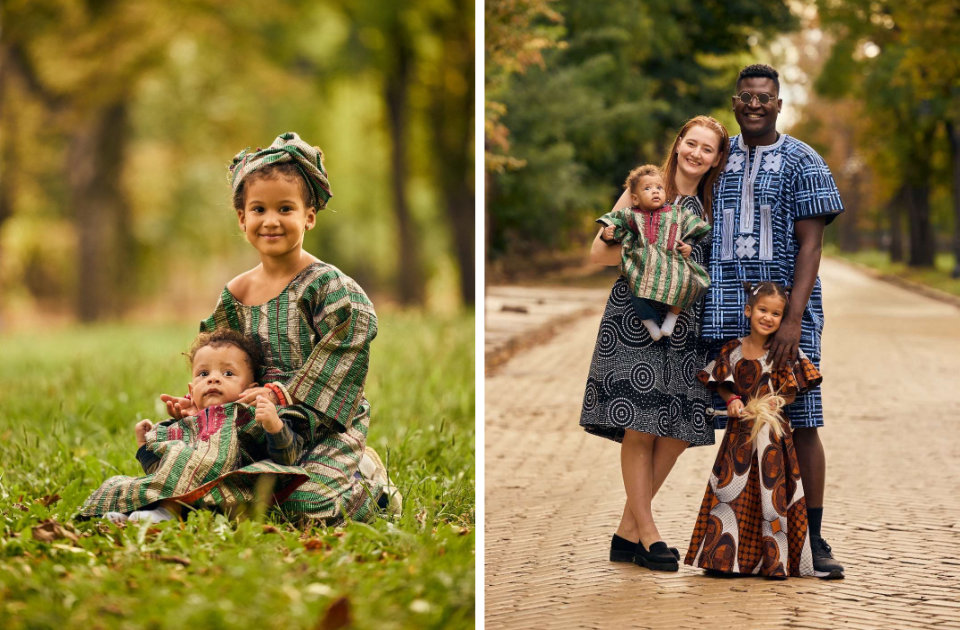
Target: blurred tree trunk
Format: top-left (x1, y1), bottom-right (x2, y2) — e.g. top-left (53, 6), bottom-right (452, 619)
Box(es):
top-left (68, 101), bottom-right (134, 321)
top-left (904, 181), bottom-right (934, 267)
top-left (838, 168), bottom-right (861, 252)
top-left (887, 185), bottom-right (905, 263)
top-left (428, 0), bottom-right (475, 306)
top-left (948, 120), bottom-right (960, 278)
top-left (384, 18), bottom-right (424, 306)
top-left (903, 126), bottom-right (935, 267)
top-left (0, 58), bottom-right (15, 307)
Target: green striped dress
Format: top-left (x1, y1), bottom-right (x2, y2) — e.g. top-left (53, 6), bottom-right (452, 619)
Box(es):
top-left (199, 261), bottom-right (381, 525)
top-left (598, 204), bottom-right (712, 310)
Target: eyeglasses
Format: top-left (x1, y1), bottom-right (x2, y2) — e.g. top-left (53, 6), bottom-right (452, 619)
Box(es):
top-left (735, 91), bottom-right (775, 105)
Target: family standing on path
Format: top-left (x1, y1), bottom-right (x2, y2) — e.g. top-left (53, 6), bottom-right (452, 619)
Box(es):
top-left (81, 132), bottom-right (400, 526)
top-left (580, 64), bottom-right (845, 579)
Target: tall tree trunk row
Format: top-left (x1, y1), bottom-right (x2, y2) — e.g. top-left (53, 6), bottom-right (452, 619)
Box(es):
top-left (948, 120), bottom-right (960, 278)
top-left (385, 18), bottom-right (424, 306)
top-left (68, 101), bottom-right (134, 321)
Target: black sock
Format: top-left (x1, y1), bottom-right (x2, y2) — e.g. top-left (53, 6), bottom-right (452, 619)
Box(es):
top-left (612, 533), bottom-right (638, 550)
top-left (808, 507), bottom-right (823, 539)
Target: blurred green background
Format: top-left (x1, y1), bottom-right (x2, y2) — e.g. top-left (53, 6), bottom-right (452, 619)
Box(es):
top-left (1, 0), bottom-right (474, 327)
top-left (485, 0), bottom-right (960, 292)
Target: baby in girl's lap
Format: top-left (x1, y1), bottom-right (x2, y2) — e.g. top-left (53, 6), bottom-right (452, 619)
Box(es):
top-left (84, 329), bottom-right (312, 524)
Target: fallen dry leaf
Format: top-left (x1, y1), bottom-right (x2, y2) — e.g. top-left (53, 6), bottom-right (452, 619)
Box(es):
top-left (156, 555), bottom-right (191, 566)
top-left (31, 519), bottom-right (79, 544)
top-left (37, 494), bottom-right (62, 507)
top-left (99, 604), bottom-right (126, 617)
top-left (302, 537), bottom-right (330, 552)
top-left (316, 596), bottom-right (352, 630)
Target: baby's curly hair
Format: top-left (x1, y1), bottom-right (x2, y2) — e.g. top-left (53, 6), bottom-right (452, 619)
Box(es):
top-left (624, 164), bottom-right (662, 195)
top-left (187, 328), bottom-right (263, 377)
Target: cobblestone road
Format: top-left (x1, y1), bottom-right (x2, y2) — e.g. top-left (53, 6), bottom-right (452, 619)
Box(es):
top-left (485, 259), bottom-right (960, 629)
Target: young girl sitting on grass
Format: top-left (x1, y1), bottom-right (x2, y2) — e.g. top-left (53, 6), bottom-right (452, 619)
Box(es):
top-left (161, 132), bottom-right (400, 525)
top-left (597, 165), bottom-right (712, 339)
top-left (81, 329), bottom-right (313, 523)
top-left (685, 282), bottom-right (821, 578)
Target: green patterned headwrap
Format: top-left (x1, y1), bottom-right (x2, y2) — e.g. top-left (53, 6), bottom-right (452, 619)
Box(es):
top-left (229, 132), bottom-right (332, 209)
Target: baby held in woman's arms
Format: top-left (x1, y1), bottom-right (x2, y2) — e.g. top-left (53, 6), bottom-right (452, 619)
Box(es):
top-left (597, 165), bottom-right (712, 340)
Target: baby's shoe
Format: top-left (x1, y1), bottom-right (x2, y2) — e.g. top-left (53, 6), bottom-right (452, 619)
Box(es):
top-left (103, 512), bottom-right (129, 523)
top-left (660, 312), bottom-right (679, 337)
top-left (641, 319), bottom-right (663, 341)
top-left (128, 506), bottom-right (176, 523)
top-left (359, 446), bottom-right (402, 516)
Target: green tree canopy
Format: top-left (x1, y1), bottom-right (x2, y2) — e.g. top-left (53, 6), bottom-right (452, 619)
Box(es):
top-left (485, 0), bottom-right (797, 262)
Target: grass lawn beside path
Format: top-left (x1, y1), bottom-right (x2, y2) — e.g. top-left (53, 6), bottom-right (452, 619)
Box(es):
top-left (0, 311), bottom-right (474, 630)
top-left (825, 245), bottom-right (960, 300)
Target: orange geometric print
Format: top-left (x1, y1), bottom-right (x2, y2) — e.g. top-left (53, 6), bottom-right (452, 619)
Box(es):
top-left (686, 417), bottom-right (813, 577)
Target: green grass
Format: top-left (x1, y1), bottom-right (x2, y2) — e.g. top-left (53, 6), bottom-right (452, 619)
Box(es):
top-left (825, 245), bottom-right (960, 299)
top-left (0, 311), bottom-right (475, 629)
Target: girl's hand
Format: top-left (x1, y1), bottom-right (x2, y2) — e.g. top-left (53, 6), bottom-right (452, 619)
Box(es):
top-left (254, 395), bottom-right (283, 433)
top-left (160, 394), bottom-right (198, 419)
top-left (238, 386), bottom-right (280, 406)
top-left (726, 398), bottom-right (744, 419)
top-left (602, 225), bottom-right (617, 242)
top-left (676, 241), bottom-right (692, 258)
top-left (135, 420), bottom-right (154, 447)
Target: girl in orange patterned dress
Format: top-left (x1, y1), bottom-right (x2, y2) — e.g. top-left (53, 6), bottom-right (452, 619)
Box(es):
top-left (685, 282), bottom-right (822, 578)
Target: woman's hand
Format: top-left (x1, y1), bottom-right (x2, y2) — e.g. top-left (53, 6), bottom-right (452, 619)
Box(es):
top-left (254, 395), bottom-right (283, 433)
top-left (135, 420), bottom-right (154, 447)
top-left (676, 241), bottom-right (692, 258)
top-left (238, 386), bottom-right (280, 406)
top-left (726, 398), bottom-right (744, 419)
top-left (160, 394), bottom-right (198, 419)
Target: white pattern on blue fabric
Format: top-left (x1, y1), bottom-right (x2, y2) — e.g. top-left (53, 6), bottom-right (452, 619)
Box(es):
top-left (759, 205), bottom-right (773, 260)
top-left (721, 207), bottom-right (735, 260)
top-left (735, 235), bottom-right (757, 259)
top-left (762, 153), bottom-right (782, 172)
top-left (726, 153), bottom-right (744, 173)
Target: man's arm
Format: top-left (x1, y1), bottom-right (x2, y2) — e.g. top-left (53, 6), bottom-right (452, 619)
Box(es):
top-left (768, 217), bottom-right (825, 369)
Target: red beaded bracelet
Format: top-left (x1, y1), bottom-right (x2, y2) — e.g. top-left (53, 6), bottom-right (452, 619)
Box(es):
top-left (726, 395), bottom-right (742, 405)
top-left (264, 383), bottom-right (288, 406)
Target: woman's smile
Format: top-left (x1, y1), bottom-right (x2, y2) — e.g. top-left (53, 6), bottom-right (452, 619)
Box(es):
top-left (675, 125), bottom-right (722, 180)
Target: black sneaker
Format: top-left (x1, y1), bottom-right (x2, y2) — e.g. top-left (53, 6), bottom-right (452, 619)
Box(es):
top-left (810, 536), bottom-right (844, 579)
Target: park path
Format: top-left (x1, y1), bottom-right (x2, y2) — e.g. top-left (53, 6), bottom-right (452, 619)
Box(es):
top-left (484, 258), bottom-right (960, 629)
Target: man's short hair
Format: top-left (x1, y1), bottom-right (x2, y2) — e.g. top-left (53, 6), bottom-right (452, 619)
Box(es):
top-left (737, 64), bottom-right (780, 93)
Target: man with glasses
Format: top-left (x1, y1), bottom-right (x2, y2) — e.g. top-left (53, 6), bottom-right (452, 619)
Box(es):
top-left (701, 64), bottom-right (846, 579)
